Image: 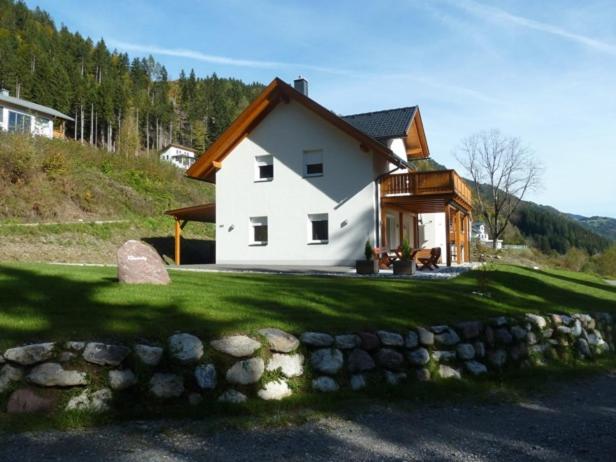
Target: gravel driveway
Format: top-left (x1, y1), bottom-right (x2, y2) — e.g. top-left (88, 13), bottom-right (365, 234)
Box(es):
top-left (2, 372), bottom-right (616, 461)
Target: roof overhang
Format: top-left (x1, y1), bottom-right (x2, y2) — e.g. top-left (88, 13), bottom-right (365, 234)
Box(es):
top-left (165, 203), bottom-right (216, 222)
top-left (185, 78), bottom-right (407, 183)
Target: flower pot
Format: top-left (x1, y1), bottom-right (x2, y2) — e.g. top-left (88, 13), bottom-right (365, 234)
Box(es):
top-left (393, 260), bottom-right (416, 275)
top-left (356, 260), bottom-right (379, 274)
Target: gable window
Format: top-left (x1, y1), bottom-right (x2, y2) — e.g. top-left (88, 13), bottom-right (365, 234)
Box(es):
top-left (308, 213), bottom-right (328, 244)
top-left (250, 216), bottom-right (268, 245)
top-left (255, 155), bottom-right (274, 181)
top-left (303, 149), bottom-right (323, 177)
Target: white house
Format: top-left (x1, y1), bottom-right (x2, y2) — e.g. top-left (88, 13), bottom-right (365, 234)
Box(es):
top-left (0, 89), bottom-right (73, 138)
top-left (166, 77), bottom-right (472, 267)
top-left (160, 144), bottom-right (197, 170)
top-left (472, 222), bottom-right (503, 249)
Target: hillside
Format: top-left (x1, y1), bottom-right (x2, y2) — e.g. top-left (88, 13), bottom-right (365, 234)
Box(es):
top-left (0, 133), bottom-right (214, 264)
top-left (0, 0), bottom-right (264, 154)
top-left (0, 132), bottom-right (212, 222)
top-left (567, 214), bottom-right (616, 242)
top-left (468, 181), bottom-right (611, 255)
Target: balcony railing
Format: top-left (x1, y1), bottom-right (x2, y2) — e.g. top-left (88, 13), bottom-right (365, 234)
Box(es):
top-left (380, 170), bottom-right (473, 206)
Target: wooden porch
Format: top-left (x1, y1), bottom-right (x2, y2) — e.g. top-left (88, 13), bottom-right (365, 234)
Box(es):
top-left (379, 170), bottom-right (473, 266)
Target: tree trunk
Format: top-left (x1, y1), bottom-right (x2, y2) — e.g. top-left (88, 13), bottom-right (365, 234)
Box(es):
top-left (80, 104), bottom-right (84, 143)
top-left (89, 104), bottom-right (94, 145)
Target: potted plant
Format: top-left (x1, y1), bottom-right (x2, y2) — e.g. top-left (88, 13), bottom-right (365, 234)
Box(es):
top-left (356, 240), bottom-right (379, 274)
top-left (393, 239), bottom-right (416, 275)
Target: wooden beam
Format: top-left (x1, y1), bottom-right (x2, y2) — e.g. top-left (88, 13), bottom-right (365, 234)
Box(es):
top-left (174, 218), bottom-right (181, 266)
top-left (399, 211), bottom-right (404, 248)
top-left (456, 209), bottom-right (462, 264)
top-left (212, 160), bottom-right (222, 170)
top-left (445, 206), bottom-right (451, 267)
top-left (380, 206), bottom-right (387, 249)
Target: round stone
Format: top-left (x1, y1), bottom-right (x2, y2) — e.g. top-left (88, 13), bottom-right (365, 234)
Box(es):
top-left (210, 335), bottom-right (261, 358)
top-left (168, 333), bottom-right (203, 364)
top-left (226, 358), bottom-right (265, 385)
top-left (27, 363), bottom-right (87, 387)
top-left (258, 328), bottom-right (299, 353)
top-left (312, 376), bottom-right (338, 392)
top-left (310, 348), bottom-right (343, 375)
top-left (375, 348), bottom-right (404, 371)
top-left (300, 332), bottom-right (334, 347)
top-left (82, 343), bottom-right (130, 367)
top-left (347, 348), bottom-right (376, 373)
top-left (108, 369), bottom-right (137, 390)
top-left (257, 380), bottom-right (292, 400)
top-left (134, 344), bottom-right (163, 366)
top-left (195, 363), bottom-right (217, 390)
top-left (407, 347), bottom-right (430, 366)
top-left (456, 343), bottom-right (475, 360)
top-left (376, 331), bottom-right (404, 347)
top-left (266, 353), bottom-right (304, 378)
top-left (218, 389), bottom-right (247, 404)
top-left (149, 373), bottom-right (184, 398)
top-left (3, 343), bottom-right (55, 366)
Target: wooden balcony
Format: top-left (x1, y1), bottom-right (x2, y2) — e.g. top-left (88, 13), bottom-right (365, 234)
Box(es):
top-left (380, 170), bottom-right (473, 212)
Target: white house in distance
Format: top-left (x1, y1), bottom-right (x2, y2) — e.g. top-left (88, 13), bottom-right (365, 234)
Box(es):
top-left (0, 89), bottom-right (73, 138)
top-left (472, 222), bottom-right (503, 249)
top-left (166, 77), bottom-right (472, 267)
top-left (160, 144), bottom-right (197, 170)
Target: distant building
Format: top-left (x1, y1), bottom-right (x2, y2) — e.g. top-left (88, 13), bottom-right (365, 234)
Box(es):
top-left (0, 89), bottom-right (73, 138)
top-left (160, 144), bottom-right (197, 170)
top-left (472, 222), bottom-right (502, 249)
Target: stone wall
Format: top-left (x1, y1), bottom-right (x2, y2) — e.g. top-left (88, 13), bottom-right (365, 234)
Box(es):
top-left (0, 312), bottom-right (614, 414)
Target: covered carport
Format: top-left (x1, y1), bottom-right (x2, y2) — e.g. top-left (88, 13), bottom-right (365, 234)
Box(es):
top-left (164, 203), bottom-right (215, 265)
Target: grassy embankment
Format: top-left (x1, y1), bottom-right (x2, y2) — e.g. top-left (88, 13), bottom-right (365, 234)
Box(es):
top-left (0, 132), bottom-right (214, 263)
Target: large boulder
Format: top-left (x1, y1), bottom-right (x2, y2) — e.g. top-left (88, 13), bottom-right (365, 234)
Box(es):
top-left (226, 358), bottom-right (265, 385)
top-left (258, 328), bottom-right (299, 353)
top-left (117, 240), bottom-right (170, 285)
top-left (108, 370), bottom-right (137, 390)
top-left (7, 388), bottom-right (55, 414)
top-left (310, 348), bottom-right (344, 375)
top-left (134, 344), bottom-right (163, 366)
top-left (258, 380), bottom-right (292, 401)
top-left (150, 373), bottom-right (184, 398)
top-left (210, 335), bottom-right (261, 358)
top-left (168, 333), bottom-right (204, 364)
top-left (66, 388), bottom-right (112, 412)
top-left (0, 364), bottom-right (24, 393)
top-left (347, 349), bottom-right (376, 373)
top-left (407, 347), bottom-right (430, 366)
top-left (300, 332), bottom-right (334, 347)
top-left (375, 348), bottom-right (404, 371)
top-left (82, 343), bottom-right (130, 367)
top-left (312, 376), bottom-right (339, 392)
top-left (27, 363), bottom-right (87, 387)
top-left (3, 343), bottom-right (55, 366)
top-left (195, 363), bottom-right (217, 390)
top-left (266, 353), bottom-right (304, 378)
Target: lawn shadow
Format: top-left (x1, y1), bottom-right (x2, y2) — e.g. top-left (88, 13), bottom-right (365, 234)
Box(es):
top-left (142, 237), bottom-right (215, 264)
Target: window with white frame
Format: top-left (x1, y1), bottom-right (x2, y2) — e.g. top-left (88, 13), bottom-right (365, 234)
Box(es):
top-left (255, 155), bottom-right (274, 181)
top-left (8, 111), bottom-right (31, 133)
top-left (249, 216), bottom-right (268, 245)
top-left (303, 149), bottom-right (323, 177)
top-left (308, 213), bottom-right (328, 243)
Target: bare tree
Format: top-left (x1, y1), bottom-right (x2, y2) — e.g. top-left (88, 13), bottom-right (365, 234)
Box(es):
top-left (455, 130), bottom-right (542, 249)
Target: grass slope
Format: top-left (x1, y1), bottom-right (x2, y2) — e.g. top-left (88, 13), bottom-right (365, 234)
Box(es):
top-left (0, 132), bottom-right (213, 222)
top-left (0, 263), bottom-right (614, 348)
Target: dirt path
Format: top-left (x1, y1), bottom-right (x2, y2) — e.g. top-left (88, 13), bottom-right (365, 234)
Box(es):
top-left (2, 372), bottom-right (616, 461)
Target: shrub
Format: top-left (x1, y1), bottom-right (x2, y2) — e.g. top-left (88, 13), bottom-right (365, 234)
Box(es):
top-left (594, 246), bottom-right (616, 278)
top-left (364, 240), bottom-right (373, 261)
top-left (561, 247), bottom-right (589, 272)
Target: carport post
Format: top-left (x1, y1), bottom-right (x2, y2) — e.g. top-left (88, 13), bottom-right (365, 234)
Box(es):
top-left (174, 218), bottom-right (181, 266)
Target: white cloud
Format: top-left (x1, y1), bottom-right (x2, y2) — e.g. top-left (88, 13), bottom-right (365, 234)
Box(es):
top-left (107, 39), bottom-right (352, 75)
top-left (444, 0), bottom-right (616, 55)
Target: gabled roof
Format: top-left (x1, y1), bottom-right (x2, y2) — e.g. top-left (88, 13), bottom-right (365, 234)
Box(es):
top-left (162, 143), bottom-right (197, 154)
top-left (342, 107), bottom-right (417, 142)
top-left (0, 93), bottom-right (74, 121)
top-left (186, 78), bottom-right (421, 182)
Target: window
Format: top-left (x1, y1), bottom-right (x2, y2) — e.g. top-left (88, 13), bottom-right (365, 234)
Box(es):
top-left (255, 155), bottom-right (273, 181)
top-left (308, 213), bottom-right (328, 243)
top-left (8, 111), bottom-right (31, 133)
top-left (303, 149), bottom-right (323, 177)
top-left (250, 216), bottom-right (268, 245)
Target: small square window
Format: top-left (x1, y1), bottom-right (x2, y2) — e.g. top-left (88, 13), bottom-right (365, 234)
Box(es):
top-left (250, 216), bottom-right (268, 245)
top-left (303, 149), bottom-right (323, 177)
top-left (255, 155), bottom-right (273, 181)
top-left (308, 213), bottom-right (328, 244)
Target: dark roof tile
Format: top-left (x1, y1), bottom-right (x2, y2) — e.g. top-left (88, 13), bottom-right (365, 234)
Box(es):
top-left (341, 106), bottom-right (417, 142)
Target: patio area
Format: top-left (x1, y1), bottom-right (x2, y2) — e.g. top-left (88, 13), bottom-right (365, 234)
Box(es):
top-left (170, 262), bottom-right (480, 279)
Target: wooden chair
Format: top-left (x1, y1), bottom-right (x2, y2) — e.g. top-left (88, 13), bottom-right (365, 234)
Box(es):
top-left (416, 247), bottom-right (442, 271)
top-left (372, 247), bottom-right (395, 269)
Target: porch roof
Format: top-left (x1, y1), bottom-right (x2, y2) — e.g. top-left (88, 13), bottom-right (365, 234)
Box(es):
top-left (165, 203), bottom-right (215, 222)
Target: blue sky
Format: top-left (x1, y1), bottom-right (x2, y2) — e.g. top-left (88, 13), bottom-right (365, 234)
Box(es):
top-left (26, 0), bottom-right (616, 217)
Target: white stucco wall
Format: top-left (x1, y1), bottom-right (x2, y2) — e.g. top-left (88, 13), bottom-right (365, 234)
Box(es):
top-left (0, 106), bottom-right (52, 138)
top-left (215, 100), bottom-right (384, 265)
top-left (418, 212), bottom-right (448, 264)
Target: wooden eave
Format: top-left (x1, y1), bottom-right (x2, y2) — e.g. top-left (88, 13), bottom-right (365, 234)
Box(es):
top-left (165, 203), bottom-right (216, 222)
top-left (185, 78), bottom-right (407, 183)
top-left (404, 108), bottom-right (430, 160)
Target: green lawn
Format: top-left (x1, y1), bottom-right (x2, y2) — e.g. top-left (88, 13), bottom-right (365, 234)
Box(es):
top-left (0, 262), bottom-right (615, 348)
